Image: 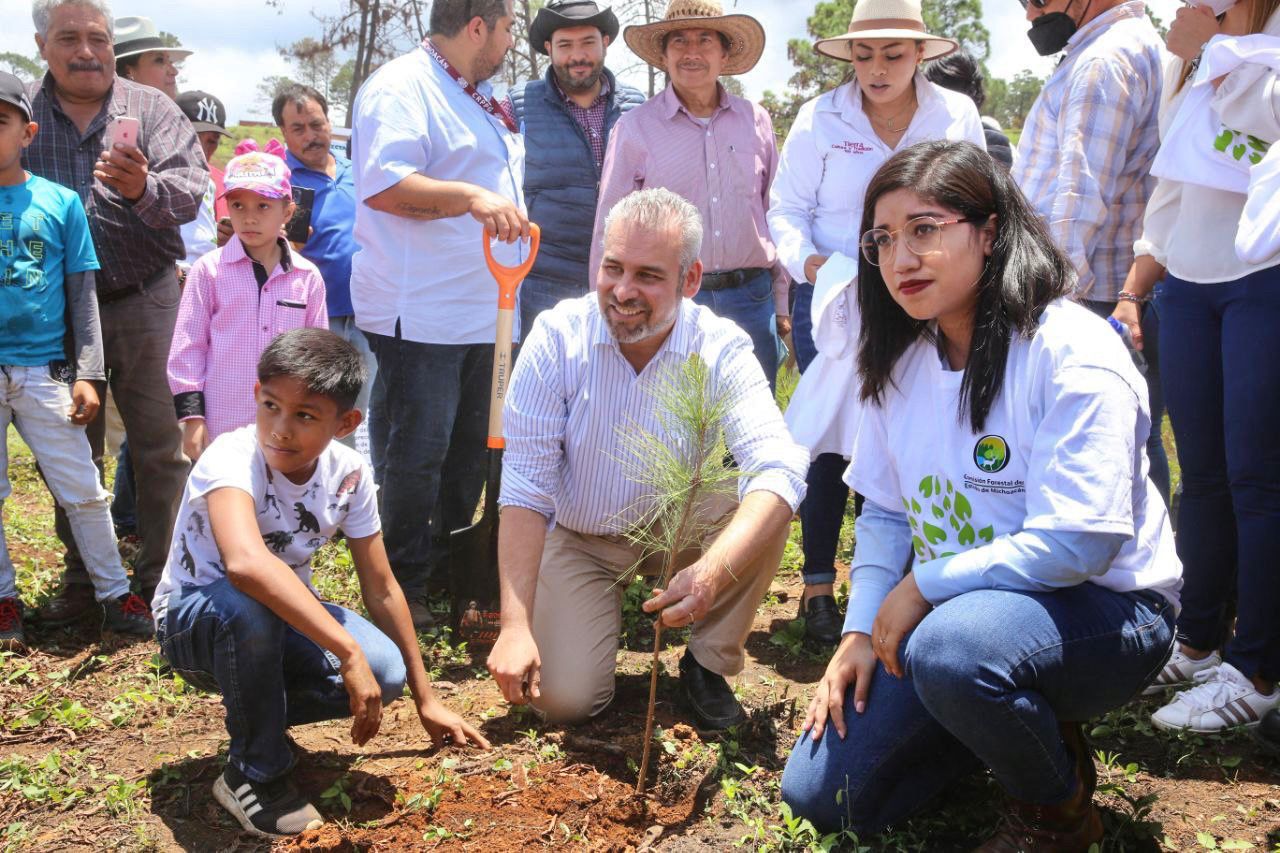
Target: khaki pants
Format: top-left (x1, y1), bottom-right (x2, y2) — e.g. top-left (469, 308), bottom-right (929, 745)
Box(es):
top-left (530, 508), bottom-right (787, 723)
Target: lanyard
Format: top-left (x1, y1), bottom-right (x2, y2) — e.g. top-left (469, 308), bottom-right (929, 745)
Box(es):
top-left (422, 38), bottom-right (518, 135)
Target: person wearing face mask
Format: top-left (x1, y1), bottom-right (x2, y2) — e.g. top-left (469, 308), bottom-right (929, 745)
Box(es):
top-left (1111, 0), bottom-right (1280, 737)
top-left (766, 0), bottom-right (985, 647)
top-left (590, 1), bottom-right (788, 394)
top-left (1012, 0), bottom-right (1164, 318)
top-left (112, 16), bottom-right (187, 102)
top-left (781, 140), bottom-right (1182, 850)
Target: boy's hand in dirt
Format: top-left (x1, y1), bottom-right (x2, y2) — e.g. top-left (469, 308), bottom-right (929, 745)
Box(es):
top-left (341, 652), bottom-right (384, 746)
top-left (487, 627), bottom-right (542, 705)
top-left (69, 380), bottom-right (100, 425)
top-left (643, 561), bottom-right (721, 628)
top-left (417, 697), bottom-right (492, 750)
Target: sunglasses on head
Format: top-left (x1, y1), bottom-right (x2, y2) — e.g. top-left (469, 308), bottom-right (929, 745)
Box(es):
top-left (1017, 0), bottom-right (1051, 8)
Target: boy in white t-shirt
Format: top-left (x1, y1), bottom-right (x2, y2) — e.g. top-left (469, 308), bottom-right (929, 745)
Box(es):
top-left (152, 329), bottom-right (489, 838)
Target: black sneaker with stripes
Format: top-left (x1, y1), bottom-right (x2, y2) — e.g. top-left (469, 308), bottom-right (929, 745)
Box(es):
top-left (212, 763), bottom-right (323, 837)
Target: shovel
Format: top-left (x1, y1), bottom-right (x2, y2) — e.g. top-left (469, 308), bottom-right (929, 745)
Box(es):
top-left (449, 224), bottom-right (541, 644)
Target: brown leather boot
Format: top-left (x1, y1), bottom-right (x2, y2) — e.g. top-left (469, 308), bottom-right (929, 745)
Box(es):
top-left (35, 583), bottom-right (96, 626)
top-left (973, 722), bottom-right (1103, 853)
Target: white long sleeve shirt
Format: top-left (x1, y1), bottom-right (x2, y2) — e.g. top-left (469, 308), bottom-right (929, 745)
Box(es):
top-left (767, 76), bottom-right (985, 285)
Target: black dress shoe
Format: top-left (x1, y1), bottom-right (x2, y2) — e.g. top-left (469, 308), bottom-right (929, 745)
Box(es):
top-left (679, 650), bottom-right (747, 731)
top-left (800, 594), bottom-right (843, 646)
top-left (1256, 708), bottom-right (1280, 754)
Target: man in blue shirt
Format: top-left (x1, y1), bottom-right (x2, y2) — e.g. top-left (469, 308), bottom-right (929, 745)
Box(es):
top-left (272, 84), bottom-right (373, 442)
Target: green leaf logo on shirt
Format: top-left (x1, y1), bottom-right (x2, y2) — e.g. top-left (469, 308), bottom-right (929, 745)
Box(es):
top-left (903, 475), bottom-right (995, 561)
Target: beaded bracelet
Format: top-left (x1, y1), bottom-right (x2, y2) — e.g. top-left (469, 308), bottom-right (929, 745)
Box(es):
top-left (1117, 291), bottom-right (1147, 304)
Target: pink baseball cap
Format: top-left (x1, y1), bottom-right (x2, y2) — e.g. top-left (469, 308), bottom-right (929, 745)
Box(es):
top-left (220, 139), bottom-right (292, 200)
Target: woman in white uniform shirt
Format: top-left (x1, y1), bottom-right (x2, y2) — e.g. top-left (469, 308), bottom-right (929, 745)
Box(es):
top-left (767, 0), bottom-right (985, 645)
top-left (1111, 0), bottom-right (1280, 735)
top-left (782, 142), bottom-right (1181, 849)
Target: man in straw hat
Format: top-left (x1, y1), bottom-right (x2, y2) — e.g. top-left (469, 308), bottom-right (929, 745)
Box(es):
top-left (510, 1), bottom-right (645, 336)
top-left (590, 0), bottom-right (789, 393)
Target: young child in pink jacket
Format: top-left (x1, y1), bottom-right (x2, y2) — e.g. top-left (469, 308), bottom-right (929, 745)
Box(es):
top-left (168, 139), bottom-right (328, 460)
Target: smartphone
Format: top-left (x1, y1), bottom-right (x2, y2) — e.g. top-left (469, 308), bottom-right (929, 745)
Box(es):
top-left (286, 186), bottom-right (315, 245)
top-left (103, 116), bottom-right (140, 151)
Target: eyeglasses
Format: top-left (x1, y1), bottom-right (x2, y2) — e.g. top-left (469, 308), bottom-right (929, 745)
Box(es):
top-left (860, 216), bottom-right (982, 267)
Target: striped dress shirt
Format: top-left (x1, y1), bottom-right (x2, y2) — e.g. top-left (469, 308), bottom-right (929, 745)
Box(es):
top-left (1012, 1), bottom-right (1163, 303)
top-left (167, 237), bottom-right (328, 439)
top-left (23, 75), bottom-right (209, 297)
top-left (590, 85), bottom-right (789, 315)
top-left (499, 295), bottom-right (809, 535)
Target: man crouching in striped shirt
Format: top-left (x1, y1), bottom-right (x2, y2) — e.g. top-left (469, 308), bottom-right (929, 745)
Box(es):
top-left (487, 187), bottom-right (809, 731)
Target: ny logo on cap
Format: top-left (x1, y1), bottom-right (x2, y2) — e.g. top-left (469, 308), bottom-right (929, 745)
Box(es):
top-left (196, 97), bottom-right (221, 125)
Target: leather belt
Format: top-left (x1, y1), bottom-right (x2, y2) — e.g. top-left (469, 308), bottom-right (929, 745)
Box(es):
top-left (699, 267), bottom-right (768, 292)
top-left (97, 266), bottom-right (172, 305)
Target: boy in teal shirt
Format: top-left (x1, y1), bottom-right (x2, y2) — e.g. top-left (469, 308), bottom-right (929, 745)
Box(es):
top-left (0, 71), bottom-right (152, 650)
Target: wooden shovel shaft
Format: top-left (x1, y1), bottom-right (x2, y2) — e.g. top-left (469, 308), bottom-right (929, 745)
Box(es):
top-left (488, 307), bottom-right (515, 449)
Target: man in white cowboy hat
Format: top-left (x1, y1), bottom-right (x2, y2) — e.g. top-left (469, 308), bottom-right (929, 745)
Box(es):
top-left (1011, 0), bottom-right (1163, 317)
top-left (113, 16), bottom-right (190, 101)
top-left (510, 1), bottom-right (645, 336)
top-left (590, 0), bottom-right (789, 393)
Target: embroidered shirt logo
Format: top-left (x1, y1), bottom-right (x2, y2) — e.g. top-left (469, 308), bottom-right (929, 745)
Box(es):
top-left (832, 141), bottom-right (874, 154)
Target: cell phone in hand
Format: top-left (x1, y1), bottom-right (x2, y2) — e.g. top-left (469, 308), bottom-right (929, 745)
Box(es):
top-left (286, 186), bottom-right (315, 245)
top-left (103, 116), bottom-right (140, 150)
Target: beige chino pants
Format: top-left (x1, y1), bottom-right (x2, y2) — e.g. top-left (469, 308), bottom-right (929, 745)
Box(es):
top-left (530, 504), bottom-right (788, 723)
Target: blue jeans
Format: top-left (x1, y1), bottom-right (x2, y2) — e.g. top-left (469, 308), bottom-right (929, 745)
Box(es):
top-left (519, 275), bottom-right (585, 344)
top-left (110, 440), bottom-right (137, 534)
top-left (329, 316), bottom-right (378, 454)
top-left (781, 584), bottom-right (1174, 834)
top-left (693, 268), bottom-right (779, 394)
top-left (1159, 269), bottom-right (1280, 681)
top-left (158, 578), bottom-right (407, 782)
top-left (791, 281), bottom-right (850, 587)
top-left (365, 333), bottom-right (491, 598)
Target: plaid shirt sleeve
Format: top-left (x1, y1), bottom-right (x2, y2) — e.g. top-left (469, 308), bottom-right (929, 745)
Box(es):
top-left (1046, 58), bottom-right (1147, 298)
top-left (131, 94), bottom-right (209, 229)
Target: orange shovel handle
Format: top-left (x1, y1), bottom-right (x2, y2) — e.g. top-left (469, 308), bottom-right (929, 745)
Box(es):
top-left (483, 223), bottom-right (541, 310)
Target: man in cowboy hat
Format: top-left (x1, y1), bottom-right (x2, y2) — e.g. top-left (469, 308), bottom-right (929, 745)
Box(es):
top-left (590, 0), bottom-right (789, 393)
top-left (510, 1), bottom-right (645, 336)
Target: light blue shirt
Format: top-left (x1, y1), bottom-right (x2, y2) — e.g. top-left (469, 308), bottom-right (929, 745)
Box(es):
top-left (499, 294), bottom-right (809, 534)
top-left (349, 43), bottom-right (526, 344)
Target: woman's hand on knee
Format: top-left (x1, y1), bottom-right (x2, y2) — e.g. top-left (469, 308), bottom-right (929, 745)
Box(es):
top-left (804, 632), bottom-right (876, 742)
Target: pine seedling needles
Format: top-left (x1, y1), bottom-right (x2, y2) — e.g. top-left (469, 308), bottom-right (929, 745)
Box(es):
top-left (609, 354), bottom-right (748, 794)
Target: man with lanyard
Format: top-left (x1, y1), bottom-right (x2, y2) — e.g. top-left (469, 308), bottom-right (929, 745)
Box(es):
top-left (1013, 0), bottom-right (1163, 316)
top-left (273, 83), bottom-right (374, 449)
top-left (25, 0), bottom-right (208, 622)
top-left (591, 0), bottom-right (788, 393)
top-left (509, 0), bottom-right (644, 336)
top-left (350, 0), bottom-right (529, 629)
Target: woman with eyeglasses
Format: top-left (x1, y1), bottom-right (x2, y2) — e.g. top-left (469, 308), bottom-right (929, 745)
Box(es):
top-left (781, 141), bottom-right (1182, 850)
top-left (1112, 0), bottom-right (1280, 736)
top-left (767, 0), bottom-right (985, 647)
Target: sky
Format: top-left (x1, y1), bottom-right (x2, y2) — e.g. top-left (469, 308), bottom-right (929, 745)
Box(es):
top-left (1, 0), bottom-right (1183, 127)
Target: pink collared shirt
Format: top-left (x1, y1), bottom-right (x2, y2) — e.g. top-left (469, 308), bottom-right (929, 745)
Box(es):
top-left (168, 236), bottom-right (328, 439)
top-left (591, 84), bottom-right (789, 316)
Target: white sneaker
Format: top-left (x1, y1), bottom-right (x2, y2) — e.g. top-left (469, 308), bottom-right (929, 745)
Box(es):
top-left (1142, 648), bottom-right (1222, 695)
top-left (1151, 662), bottom-right (1280, 733)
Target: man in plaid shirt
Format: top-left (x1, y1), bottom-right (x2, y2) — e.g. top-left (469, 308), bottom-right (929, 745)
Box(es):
top-left (1012, 0), bottom-right (1163, 314)
top-left (24, 0), bottom-right (208, 623)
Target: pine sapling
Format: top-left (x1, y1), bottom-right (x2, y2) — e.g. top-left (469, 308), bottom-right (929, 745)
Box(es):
top-left (612, 354), bottom-right (745, 793)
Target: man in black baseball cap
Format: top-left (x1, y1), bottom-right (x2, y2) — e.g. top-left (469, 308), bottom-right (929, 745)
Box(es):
top-left (509, 2), bottom-right (644, 337)
top-left (0, 71), bottom-right (33, 123)
top-left (176, 90), bottom-right (231, 165)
